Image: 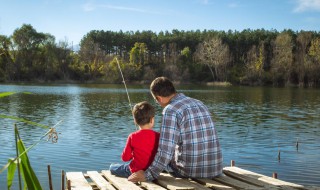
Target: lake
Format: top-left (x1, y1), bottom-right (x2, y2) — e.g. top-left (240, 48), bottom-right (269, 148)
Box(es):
top-left (0, 84), bottom-right (320, 189)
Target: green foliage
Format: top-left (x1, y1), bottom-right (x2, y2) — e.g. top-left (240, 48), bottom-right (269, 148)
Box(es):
top-left (130, 42), bottom-right (148, 68)
top-left (0, 114), bottom-right (48, 128)
top-left (16, 132), bottom-right (42, 190)
top-left (0, 92), bottom-right (17, 98)
top-left (7, 158), bottom-right (17, 189)
top-left (2, 23), bottom-right (320, 86)
top-left (4, 126), bottom-right (43, 190)
top-left (309, 37), bottom-right (320, 62)
top-left (0, 92), bottom-right (60, 190)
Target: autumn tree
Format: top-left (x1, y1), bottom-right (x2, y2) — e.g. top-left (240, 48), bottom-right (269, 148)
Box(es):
top-left (244, 42), bottom-right (265, 85)
top-left (295, 31), bottom-right (312, 86)
top-left (307, 37), bottom-right (320, 86)
top-left (270, 31), bottom-right (294, 85)
top-left (195, 36), bottom-right (230, 81)
top-left (79, 37), bottom-right (106, 80)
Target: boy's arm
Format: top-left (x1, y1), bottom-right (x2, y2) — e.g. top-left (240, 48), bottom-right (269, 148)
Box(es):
top-left (121, 135), bottom-right (133, 162)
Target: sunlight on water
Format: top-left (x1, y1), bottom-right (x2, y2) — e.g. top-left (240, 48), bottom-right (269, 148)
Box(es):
top-left (0, 84), bottom-right (320, 189)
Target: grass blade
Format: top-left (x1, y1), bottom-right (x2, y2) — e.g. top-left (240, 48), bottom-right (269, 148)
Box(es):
top-left (0, 92), bottom-right (17, 98)
top-left (0, 114), bottom-right (49, 128)
top-left (17, 139), bottom-right (43, 190)
top-left (7, 158), bottom-right (17, 190)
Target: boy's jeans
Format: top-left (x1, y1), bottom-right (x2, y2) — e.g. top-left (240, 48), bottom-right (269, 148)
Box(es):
top-left (109, 163), bottom-right (132, 178)
top-left (109, 162), bottom-right (185, 179)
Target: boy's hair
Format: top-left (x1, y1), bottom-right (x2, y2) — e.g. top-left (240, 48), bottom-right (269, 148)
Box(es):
top-left (150, 77), bottom-right (176, 97)
top-left (133, 101), bottom-right (155, 126)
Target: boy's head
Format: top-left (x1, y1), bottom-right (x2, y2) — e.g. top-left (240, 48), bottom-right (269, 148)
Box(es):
top-left (132, 101), bottom-right (155, 127)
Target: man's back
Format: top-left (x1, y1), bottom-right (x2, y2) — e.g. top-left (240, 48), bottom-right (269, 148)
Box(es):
top-left (163, 93), bottom-right (223, 178)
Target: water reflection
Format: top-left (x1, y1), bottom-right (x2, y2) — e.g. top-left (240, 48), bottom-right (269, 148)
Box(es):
top-left (0, 84), bottom-right (319, 189)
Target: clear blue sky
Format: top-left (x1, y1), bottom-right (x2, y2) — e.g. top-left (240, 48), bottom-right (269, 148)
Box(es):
top-left (1, 0), bottom-right (320, 45)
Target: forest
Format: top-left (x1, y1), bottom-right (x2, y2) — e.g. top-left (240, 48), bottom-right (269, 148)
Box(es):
top-left (0, 24), bottom-right (320, 86)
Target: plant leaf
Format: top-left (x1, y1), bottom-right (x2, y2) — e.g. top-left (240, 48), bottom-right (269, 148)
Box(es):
top-left (0, 114), bottom-right (49, 128)
top-left (17, 139), bottom-right (43, 190)
top-left (7, 158), bottom-right (17, 190)
top-left (0, 92), bottom-right (17, 98)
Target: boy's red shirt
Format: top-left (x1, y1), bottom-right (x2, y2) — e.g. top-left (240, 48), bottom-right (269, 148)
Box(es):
top-left (121, 129), bottom-right (160, 173)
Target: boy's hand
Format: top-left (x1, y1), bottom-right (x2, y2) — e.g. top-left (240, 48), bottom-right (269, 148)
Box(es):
top-left (128, 170), bottom-right (146, 182)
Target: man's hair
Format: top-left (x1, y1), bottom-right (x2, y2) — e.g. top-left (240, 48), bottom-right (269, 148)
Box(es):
top-left (132, 101), bottom-right (155, 126)
top-left (150, 77), bottom-right (176, 97)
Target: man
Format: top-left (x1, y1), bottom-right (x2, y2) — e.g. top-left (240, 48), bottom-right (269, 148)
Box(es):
top-left (128, 77), bottom-right (223, 182)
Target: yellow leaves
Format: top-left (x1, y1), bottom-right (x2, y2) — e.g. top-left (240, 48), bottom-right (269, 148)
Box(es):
top-left (308, 37), bottom-right (320, 63)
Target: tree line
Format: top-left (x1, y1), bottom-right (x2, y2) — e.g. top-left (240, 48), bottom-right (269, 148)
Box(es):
top-left (1, 24), bottom-right (320, 86)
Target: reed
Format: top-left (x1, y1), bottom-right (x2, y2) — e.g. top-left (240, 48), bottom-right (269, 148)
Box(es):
top-left (0, 91), bottom-right (61, 190)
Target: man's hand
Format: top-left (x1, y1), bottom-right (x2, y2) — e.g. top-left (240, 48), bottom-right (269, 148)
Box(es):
top-left (128, 170), bottom-right (146, 182)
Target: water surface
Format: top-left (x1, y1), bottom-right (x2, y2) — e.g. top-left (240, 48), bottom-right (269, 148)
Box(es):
top-left (0, 84), bottom-right (319, 189)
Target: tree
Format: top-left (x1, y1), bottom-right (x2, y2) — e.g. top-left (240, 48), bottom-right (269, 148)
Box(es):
top-left (0, 35), bottom-right (13, 81)
top-left (12, 24), bottom-right (48, 80)
top-left (195, 36), bottom-right (230, 81)
top-left (129, 42), bottom-right (148, 68)
top-left (244, 42), bottom-right (265, 85)
top-left (79, 37), bottom-right (106, 80)
top-left (296, 31), bottom-right (312, 86)
top-left (307, 37), bottom-right (320, 86)
top-left (270, 32), bottom-right (294, 85)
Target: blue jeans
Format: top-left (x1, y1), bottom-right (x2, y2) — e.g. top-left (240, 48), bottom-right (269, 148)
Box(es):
top-left (109, 163), bottom-right (132, 178)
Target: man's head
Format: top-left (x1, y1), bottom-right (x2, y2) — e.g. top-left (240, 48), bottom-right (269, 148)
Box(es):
top-left (132, 101), bottom-right (155, 127)
top-left (150, 77), bottom-right (176, 97)
top-left (150, 77), bottom-right (177, 108)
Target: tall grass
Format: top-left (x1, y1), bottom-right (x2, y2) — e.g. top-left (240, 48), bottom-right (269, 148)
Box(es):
top-left (0, 92), bottom-right (59, 190)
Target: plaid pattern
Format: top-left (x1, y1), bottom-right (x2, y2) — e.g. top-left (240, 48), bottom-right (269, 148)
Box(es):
top-left (145, 93), bottom-right (223, 181)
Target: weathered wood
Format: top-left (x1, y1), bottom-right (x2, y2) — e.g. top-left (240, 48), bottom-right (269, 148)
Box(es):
top-left (156, 173), bottom-right (194, 190)
top-left (101, 170), bottom-right (142, 190)
top-left (64, 166), bottom-right (319, 190)
top-left (193, 178), bottom-right (236, 190)
top-left (87, 171), bottom-right (117, 190)
top-left (140, 181), bottom-right (167, 190)
top-left (213, 175), bottom-right (266, 189)
top-left (62, 170), bottom-right (65, 190)
top-left (66, 172), bottom-right (92, 190)
top-left (156, 173), bottom-right (212, 190)
top-left (223, 166), bottom-right (306, 189)
top-left (223, 167), bottom-right (281, 189)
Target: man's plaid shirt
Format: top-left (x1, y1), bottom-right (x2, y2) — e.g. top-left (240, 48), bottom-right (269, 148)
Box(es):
top-left (145, 93), bottom-right (223, 181)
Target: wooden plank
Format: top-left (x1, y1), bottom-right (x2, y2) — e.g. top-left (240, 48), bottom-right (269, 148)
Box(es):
top-left (193, 178), bottom-right (236, 190)
top-left (140, 181), bottom-right (168, 190)
top-left (87, 171), bottom-right (117, 190)
top-left (223, 167), bottom-right (288, 189)
top-left (213, 175), bottom-right (267, 189)
top-left (223, 167), bottom-right (306, 189)
top-left (156, 173), bottom-right (212, 190)
top-left (66, 172), bottom-right (92, 190)
top-left (101, 170), bottom-right (142, 190)
top-left (156, 173), bottom-right (194, 190)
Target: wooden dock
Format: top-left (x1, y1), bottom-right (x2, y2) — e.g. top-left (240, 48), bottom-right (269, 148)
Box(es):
top-left (65, 163), bottom-right (319, 190)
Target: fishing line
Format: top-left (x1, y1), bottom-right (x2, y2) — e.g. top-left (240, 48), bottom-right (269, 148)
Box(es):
top-left (115, 57), bottom-right (138, 131)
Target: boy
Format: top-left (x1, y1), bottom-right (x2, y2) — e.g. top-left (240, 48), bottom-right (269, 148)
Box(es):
top-left (109, 101), bottom-right (160, 178)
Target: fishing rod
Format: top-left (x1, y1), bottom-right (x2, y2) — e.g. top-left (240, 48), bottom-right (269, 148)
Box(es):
top-left (115, 57), bottom-right (138, 131)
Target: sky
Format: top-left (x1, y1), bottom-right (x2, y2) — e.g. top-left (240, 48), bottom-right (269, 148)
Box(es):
top-left (1, 0), bottom-right (320, 45)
